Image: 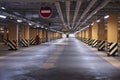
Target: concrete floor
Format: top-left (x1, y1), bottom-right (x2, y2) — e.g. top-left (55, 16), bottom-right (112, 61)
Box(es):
top-left (0, 38), bottom-right (120, 80)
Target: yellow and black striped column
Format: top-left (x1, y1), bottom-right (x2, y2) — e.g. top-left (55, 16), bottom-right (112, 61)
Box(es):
top-left (97, 18), bottom-right (106, 51)
top-left (107, 13), bottom-right (118, 56)
top-left (81, 30), bottom-right (84, 42)
top-left (91, 22), bottom-right (99, 47)
top-left (21, 25), bottom-right (29, 47)
top-left (50, 31), bottom-right (54, 41)
top-left (42, 29), bottom-right (47, 43)
top-left (29, 28), bottom-right (37, 45)
top-left (8, 23), bottom-right (18, 50)
top-left (87, 26), bottom-right (92, 46)
top-left (39, 29), bottom-right (43, 43)
top-left (3, 27), bottom-right (8, 45)
top-left (84, 28), bottom-right (89, 44)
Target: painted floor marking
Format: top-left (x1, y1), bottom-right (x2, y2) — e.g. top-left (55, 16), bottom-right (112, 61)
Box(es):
top-left (42, 45), bottom-right (65, 69)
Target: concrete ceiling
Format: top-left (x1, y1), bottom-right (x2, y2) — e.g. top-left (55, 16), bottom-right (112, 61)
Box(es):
top-left (0, 0), bottom-right (120, 33)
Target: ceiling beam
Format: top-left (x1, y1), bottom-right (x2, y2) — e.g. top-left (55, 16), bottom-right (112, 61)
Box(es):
top-left (66, 0), bottom-right (70, 29)
top-left (73, 0), bottom-right (97, 30)
top-left (71, 0), bottom-right (82, 29)
top-left (55, 2), bottom-right (67, 29)
top-left (76, 0), bottom-right (111, 31)
top-left (0, 0), bottom-right (61, 2)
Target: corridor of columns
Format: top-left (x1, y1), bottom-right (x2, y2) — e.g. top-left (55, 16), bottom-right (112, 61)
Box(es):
top-left (0, 38), bottom-right (120, 80)
top-left (1, 0), bottom-right (120, 80)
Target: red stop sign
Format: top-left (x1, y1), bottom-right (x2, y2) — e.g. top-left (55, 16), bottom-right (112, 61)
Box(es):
top-left (40, 7), bottom-right (52, 19)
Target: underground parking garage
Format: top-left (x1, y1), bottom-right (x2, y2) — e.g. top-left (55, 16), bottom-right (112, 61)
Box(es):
top-left (0, 0), bottom-right (120, 80)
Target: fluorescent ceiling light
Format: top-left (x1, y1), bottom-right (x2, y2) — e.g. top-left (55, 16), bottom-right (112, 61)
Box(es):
top-left (96, 20), bottom-right (100, 22)
top-left (0, 15), bottom-right (7, 19)
top-left (28, 23), bottom-right (32, 26)
top-left (36, 25), bottom-right (40, 27)
top-left (41, 26), bottom-right (44, 28)
top-left (17, 19), bottom-right (22, 23)
top-left (91, 23), bottom-right (94, 26)
top-left (1, 7), bottom-right (5, 10)
top-left (104, 15), bottom-right (109, 19)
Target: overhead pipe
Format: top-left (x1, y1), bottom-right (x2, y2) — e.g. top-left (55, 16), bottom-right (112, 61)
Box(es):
top-left (0, 0), bottom-right (58, 2)
top-left (73, 0), bottom-right (97, 30)
top-left (76, 0), bottom-right (111, 30)
top-left (71, 0), bottom-right (82, 28)
top-left (66, 0), bottom-right (70, 29)
top-left (55, 2), bottom-right (68, 29)
top-left (0, 10), bottom-right (42, 28)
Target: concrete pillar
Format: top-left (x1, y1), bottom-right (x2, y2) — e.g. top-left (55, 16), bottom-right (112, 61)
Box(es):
top-left (42, 29), bottom-right (47, 42)
top-left (81, 31), bottom-right (84, 39)
top-left (41, 29), bottom-right (43, 40)
top-left (56, 33), bottom-right (59, 39)
top-left (8, 23), bottom-right (18, 50)
top-left (107, 13), bottom-right (118, 56)
top-left (30, 28), bottom-right (37, 40)
top-left (107, 13), bottom-right (118, 43)
top-left (42, 29), bottom-right (45, 42)
top-left (92, 22), bottom-right (98, 40)
top-left (21, 25), bottom-right (29, 47)
top-left (22, 25), bottom-right (29, 40)
top-left (85, 28), bottom-right (89, 39)
top-left (53, 32), bottom-right (55, 40)
top-left (88, 26), bottom-right (92, 39)
top-left (91, 22), bottom-right (99, 47)
top-left (98, 18), bottom-right (106, 40)
top-left (3, 27), bottom-right (8, 45)
top-left (29, 28), bottom-right (37, 45)
top-left (46, 30), bottom-right (50, 42)
top-left (45, 30), bottom-right (47, 42)
top-left (84, 30), bottom-right (86, 39)
top-left (3, 28), bottom-right (8, 40)
top-left (79, 32), bottom-right (82, 39)
top-left (39, 29), bottom-right (43, 42)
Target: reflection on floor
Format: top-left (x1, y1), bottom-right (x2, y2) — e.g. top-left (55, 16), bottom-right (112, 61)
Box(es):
top-left (0, 38), bottom-right (120, 80)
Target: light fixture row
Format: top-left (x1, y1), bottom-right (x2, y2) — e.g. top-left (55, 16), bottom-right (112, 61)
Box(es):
top-left (0, 6), bottom-right (63, 33)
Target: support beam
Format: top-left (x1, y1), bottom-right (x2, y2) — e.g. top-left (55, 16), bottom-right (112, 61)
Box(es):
top-left (92, 22), bottom-right (98, 40)
top-left (107, 13), bottom-right (118, 43)
top-left (8, 23), bottom-right (18, 50)
top-left (75, 0), bottom-right (111, 31)
top-left (3, 28), bottom-right (8, 41)
top-left (21, 25), bottom-right (30, 47)
top-left (98, 18), bottom-right (106, 41)
top-left (55, 2), bottom-right (67, 29)
top-left (107, 13), bottom-right (118, 56)
top-left (72, 0), bottom-right (82, 28)
top-left (29, 28), bottom-right (37, 45)
top-left (39, 29), bottom-right (43, 42)
top-left (85, 28), bottom-right (89, 39)
top-left (66, 0), bottom-right (70, 29)
top-left (73, 0), bottom-right (97, 30)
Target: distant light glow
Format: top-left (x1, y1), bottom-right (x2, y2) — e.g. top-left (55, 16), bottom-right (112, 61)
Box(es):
top-left (0, 15), bottom-right (7, 19)
top-left (96, 20), bottom-right (100, 22)
top-left (1, 7), bottom-right (5, 10)
top-left (104, 15), bottom-right (109, 19)
top-left (41, 26), bottom-right (44, 28)
top-left (36, 25), bottom-right (40, 27)
top-left (29, 23), bottom-right (32, 26)
top-left (0, 27), bottom-right (4, 30)
top-left (91, 23), bottom-right (94, 26)
top-left (17, 19), bottom-right (22, 23)
top-left (69, 34), bottom-right (75, 38)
